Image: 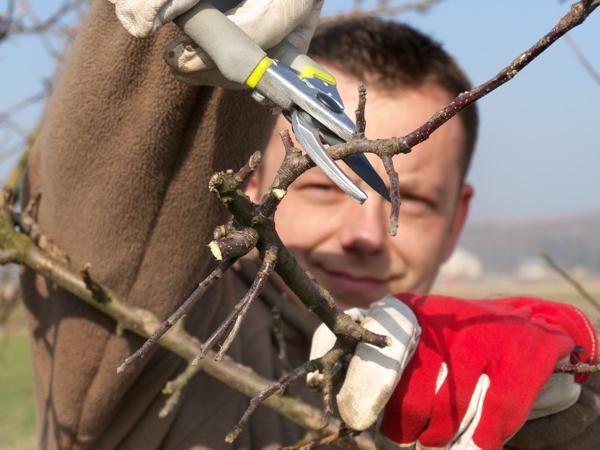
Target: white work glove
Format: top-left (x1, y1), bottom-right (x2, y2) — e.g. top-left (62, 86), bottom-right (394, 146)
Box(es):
top-left (528, 361), bottom-right (582, 420)
top-left (107, 0), bottom-right (324, 87)
top-left (163, 0), bottom-right (323, 86)
top-left (308, 295), bottom-right (421, 431)
top-left (108, 0), bottom-right (202, 37)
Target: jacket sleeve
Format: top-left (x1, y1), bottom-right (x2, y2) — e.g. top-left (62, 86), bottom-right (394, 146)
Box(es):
top-left (19, 1), bottom-right (277, 448)
top-left (506, 373), bottom-right (600, 450)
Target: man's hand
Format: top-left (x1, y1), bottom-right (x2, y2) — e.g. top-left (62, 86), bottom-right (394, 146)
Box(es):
top-left (108, 0), bottom-right (324, 86)
top-left (308, 295), bottom-right (421, 431)
top-left (108, 0), bottom-right (201, 37)
top-left (375, 295), bottom-right (597, 450)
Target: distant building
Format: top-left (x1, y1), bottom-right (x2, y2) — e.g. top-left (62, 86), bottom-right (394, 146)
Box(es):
top-left (516, 257), bottom-right (550, 281)
top-left (438, 247), bottom-right (483, 282)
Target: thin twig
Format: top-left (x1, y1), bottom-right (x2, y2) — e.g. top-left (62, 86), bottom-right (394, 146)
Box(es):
top-left (381, 155), bottom-right (400, 236)
top-left (272, 302), bottom-right (291, 376)
top-left (9, 0), bottom-right (84, 35)
top-left (555, 361), bottom-right (600, 374)
top-left (320, 344), bottom-right (348, 426)
top-left (215, 247), bottom-right (277, 360)
top-left (117, 258), bottom-right (235, 374)
top-left (323, 0), bottom-right (445, 22)
top-left (564, 34), bottom-right (600, 84)
top-left (258, 129), bottom-right (304, 218)
top-left (82, 264), bottom-right (110, 304)
top-left (354, 83), bottom-right (367, 139)
top-left (193, 249), bottom-right (277, 363)
top-left (289, 428), bottom-right (359, 450)
top-left (280, 129), bottom-right (297, 155)
top-left (4, 141), bottom-right (33, 193)
top-left (17, 191), bottom-right (66, 261)
top-left (226, 358), bottom-right (322, 444)
top-left (159, 361), bottom-right (201, 418)
top-left (226, 338), bottom-right (355, 445)
top-left (235, 150), bottom-right (262, 184)
top-left (0, 91), bottom-right (47, 125)
top-left (539, 251), bottom-right (600, 316)
top-left (0, 0), bottom-right (16, 39)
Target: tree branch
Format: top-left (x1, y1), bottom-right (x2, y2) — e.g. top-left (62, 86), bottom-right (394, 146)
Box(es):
top-left (0, 191), bottom-right (374, 448)
top-left (209, 169), bottom-right (390, 349)
top-left (381, 154), bottom-right (401, 236)
top-left (195, 247), bottom-right (277, 363)
top-left (116, 258), bottom-right (234, 374)
top-left (539, 251), bottom-right (600, 316)
top-left (564, 34), bottom-right (600, 85)
top-left (555, 361), bottom-right (600, 374)
top-left (322, 0), bottom-right (445, 22)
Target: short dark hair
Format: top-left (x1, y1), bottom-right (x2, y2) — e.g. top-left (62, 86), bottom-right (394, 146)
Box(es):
top-left (308, 16), bottom-right (478, 179)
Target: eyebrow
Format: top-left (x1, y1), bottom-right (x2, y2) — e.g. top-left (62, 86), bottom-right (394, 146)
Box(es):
top-left (397, 175), bottom-right (445, 201)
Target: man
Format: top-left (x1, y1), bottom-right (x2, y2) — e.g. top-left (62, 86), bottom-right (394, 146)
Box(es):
top-left (244, 22), bottom-right (474, 309)
top-left (20, 1), bottom-right (599, 449)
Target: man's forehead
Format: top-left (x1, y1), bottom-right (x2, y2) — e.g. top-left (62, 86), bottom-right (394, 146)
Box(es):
top-left (364, 152), bottom-right (454, 199)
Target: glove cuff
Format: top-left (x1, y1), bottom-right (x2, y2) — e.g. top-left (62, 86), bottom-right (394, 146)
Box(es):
top-left (374, 429), bottom-right (413, 449)
top-left (553, 304), bottom-right (598, 383)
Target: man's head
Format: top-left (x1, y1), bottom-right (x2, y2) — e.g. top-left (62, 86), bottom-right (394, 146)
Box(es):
top-left (246, 17), bottom-right (478, 309)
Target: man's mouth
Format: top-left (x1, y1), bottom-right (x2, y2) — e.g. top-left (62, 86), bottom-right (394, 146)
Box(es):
top-left (317, 267), bottom-right (390, 296)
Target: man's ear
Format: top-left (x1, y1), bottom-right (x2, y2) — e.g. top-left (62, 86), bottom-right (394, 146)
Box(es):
top-left (443, 182), bottom-right (474, 262)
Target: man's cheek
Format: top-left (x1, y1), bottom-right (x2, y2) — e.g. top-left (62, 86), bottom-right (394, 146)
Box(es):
top-left (393, 221), bottom-right (447, 268)
top-left (274, 201), bottom-right (330, 246)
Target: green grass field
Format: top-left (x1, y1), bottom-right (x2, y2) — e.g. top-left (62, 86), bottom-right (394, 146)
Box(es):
top-left (0, 332), bottom-right (36, 450)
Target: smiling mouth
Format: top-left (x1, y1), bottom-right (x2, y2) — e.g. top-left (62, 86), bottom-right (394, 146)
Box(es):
top-left (317, 267), bottom-right (390, 295)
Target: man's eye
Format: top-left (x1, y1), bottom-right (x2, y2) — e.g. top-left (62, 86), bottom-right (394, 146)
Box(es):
top-left (400, 194), bottom-right (435, 213)
top-left (305, 183), bottom-right (338, 191)
top-left (298, 181), bottom-right (345, 203)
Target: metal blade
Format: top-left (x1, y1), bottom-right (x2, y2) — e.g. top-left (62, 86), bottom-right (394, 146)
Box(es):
top-left (343, 154), bottom-right (391, 203)
top-left (320, 128), bottom-right (392, 202)
top-left (254, 62), bottom-right (391, 202)
top-left (290, 110), bottom-right (367, 204)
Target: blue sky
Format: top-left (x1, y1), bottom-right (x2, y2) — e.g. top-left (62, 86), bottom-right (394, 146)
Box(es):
top-left (1, 0), bottom-right (599, 221)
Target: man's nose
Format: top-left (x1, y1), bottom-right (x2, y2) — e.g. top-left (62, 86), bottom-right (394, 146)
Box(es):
top-left (338, 196), bottom-right (388, 255)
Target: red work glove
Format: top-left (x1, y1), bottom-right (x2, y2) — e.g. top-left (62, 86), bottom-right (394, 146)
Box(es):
top-left (377, 294), bottom-right (597, 450)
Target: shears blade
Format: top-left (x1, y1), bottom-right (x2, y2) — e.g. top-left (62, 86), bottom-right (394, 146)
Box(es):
top-left (343, 154), bottom-right (391, 203)
top-left (290, 109), bottom-right (368, 203)
top-left (318, 127), bottom-right (391, 203)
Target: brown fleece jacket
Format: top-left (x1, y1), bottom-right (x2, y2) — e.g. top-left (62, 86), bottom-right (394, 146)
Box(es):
top-left (19, 1), bottom-right (600, 449)
top-left (19, 0), bottom-right (306, 448)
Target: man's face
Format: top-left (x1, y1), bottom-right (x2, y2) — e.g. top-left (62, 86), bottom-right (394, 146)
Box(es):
top-left (247, 65), bottom-right (473, 309)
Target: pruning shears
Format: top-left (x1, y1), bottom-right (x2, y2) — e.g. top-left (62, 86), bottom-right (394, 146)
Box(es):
top-left (175, 1), bottom-right (391, 204)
